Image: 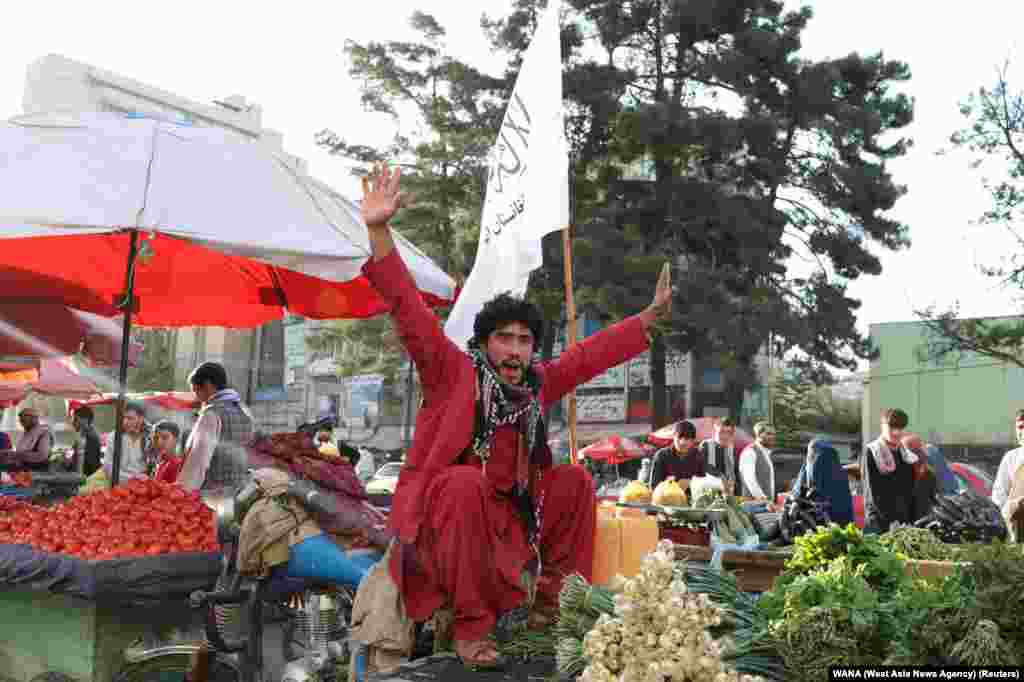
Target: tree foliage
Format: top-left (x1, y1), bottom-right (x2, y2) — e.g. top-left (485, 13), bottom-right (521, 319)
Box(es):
top-left (918, 63), bottom-right (1024, 366)
top-left (316, 0), bottom-right (912, 429)
top-left (487, 0), bottom-right (912, 424)
top-left (306, 317), bottom-right (406, 386)
top-left (770, 371), bottom-right (860, 448)
top-left (316, 11), bottom-right (506, 276)
top-left (126, 329), bottom-right (177, 393)
top-left (915, 306), bottom-right (1024, 369)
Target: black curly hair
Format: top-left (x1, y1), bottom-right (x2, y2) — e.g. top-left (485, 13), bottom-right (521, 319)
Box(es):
top-left (469, 292), bottom-right (545, 351)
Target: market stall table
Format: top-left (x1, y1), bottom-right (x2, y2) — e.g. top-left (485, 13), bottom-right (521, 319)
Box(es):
top-left (671, 544), bottom-right (967, 592)
top-left (672, 544), bottom-right (793, 592)
top-left (0, 544), bottom-right (222, 682)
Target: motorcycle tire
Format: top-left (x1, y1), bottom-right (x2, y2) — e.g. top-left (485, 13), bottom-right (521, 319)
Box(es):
top-left (112, 651), bottom-right (240, 682)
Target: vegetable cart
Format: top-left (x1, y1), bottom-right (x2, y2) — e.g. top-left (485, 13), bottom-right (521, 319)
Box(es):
top-left (0, 547), bottom-right (222, 682)
top-left (0, 479), bottom-right (223, 682)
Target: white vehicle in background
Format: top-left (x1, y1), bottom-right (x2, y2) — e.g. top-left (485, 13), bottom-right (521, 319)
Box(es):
top-left (365, 461), bottom-right (403, 495)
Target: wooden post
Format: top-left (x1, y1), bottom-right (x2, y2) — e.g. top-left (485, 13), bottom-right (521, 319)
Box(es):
top-left (562, 225), bottom-right (579, 465)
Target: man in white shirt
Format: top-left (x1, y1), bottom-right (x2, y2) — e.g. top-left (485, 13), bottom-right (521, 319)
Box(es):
top-left (739, 421), bottom-right (776, 509)
top-left (992, 409), bottom-right (1024, 513)
top-left (102, 402), bottom-right (152, 480)
top-left (699, 417), bottom-right (738, 494)
top-left (177, 362), bottom-right (253, 494)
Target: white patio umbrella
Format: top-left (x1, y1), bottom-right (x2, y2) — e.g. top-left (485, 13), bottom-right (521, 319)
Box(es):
top-left (0, 111), bottom-right (456, 482)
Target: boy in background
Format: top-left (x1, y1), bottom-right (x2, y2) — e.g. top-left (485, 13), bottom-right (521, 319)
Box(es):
top-left (152, 421), bottom-right (184, 484)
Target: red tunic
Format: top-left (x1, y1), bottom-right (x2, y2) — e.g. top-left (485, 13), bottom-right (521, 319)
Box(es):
top-left (362, 250), bottom-right (649, 641)
top-left (153, 455), bottom-right (183, 484)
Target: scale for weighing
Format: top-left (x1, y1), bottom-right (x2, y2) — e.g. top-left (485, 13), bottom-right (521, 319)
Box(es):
top-left (0, 472), bottom-right (85, 504)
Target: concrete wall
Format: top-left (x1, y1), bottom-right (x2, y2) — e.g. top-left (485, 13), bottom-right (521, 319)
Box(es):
top-left (865, 319), bottom-right (1024, 445)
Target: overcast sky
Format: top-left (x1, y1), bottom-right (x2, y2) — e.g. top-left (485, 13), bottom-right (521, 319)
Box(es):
top-left (2, 0), bottom-right (1023, 340)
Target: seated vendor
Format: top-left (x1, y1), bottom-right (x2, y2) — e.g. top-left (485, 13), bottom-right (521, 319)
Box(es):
top-left (14, 408), bottom-right (52, 471)
top-left (649, 420), bottom-right (704, 494)
top-left (152, 421), bottom-right (184, 484)
top-left (860, 408), bottom-right (922, 533)
top-left (791, 438), bottom-right (854, 526)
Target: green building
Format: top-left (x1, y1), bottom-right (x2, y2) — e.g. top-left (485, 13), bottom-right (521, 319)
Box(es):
top-left (864, 318), bottom-right (1024, 452)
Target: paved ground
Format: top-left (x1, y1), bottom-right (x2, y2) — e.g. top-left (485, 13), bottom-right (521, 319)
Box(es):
top-left (366, 654), bottom-right (558, 682)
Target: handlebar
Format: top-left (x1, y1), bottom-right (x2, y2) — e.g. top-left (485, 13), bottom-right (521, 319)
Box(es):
top-left (189, 588), bottom-right (250, 609)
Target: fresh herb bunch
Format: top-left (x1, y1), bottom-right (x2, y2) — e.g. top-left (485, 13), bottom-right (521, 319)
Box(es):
top-left (879, 524), bottom-right (957, 562)
top-left (960, 541), bottom-right (1024, 653)
top-left (782, 523), bottom-right (905, 596)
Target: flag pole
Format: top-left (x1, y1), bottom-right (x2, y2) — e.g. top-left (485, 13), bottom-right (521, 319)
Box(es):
top-left (562, 224), bottom-right (579, 466)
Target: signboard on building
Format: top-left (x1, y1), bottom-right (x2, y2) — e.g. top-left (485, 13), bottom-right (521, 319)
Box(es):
top-left (254, 321), bottom-right (286, 402)
top-left (345, 374), bottom-right (384, 423)
top-left (283, 317), bottom-right (307, 385)
top-left (628, 351), bottom-right (689, 388)
top-left (581, 364), bottom-right (626, 390)
top-left (309, 357), bottom-right (341, 377)
top-left (576, 390), bottom-right (627, 423)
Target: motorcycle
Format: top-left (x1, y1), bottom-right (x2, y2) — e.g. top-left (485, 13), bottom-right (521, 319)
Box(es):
top-left (115, 475), bottom-right (361, 682)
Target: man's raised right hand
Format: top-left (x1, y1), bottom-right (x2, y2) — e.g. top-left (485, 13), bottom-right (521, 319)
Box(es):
top-left (361, 163), bottom-right (407, 228)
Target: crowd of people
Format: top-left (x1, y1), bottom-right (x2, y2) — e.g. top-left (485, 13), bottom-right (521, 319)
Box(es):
top-left (640, 406), bottom-right (1023, 538)
top-left (0, 163), bottom-right (1018, 675)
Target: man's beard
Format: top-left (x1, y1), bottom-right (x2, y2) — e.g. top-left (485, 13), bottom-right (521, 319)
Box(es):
top-left (498, 360), bottom-right (525, 385)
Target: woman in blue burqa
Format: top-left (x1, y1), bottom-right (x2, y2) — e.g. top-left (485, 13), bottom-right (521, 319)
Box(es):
top-left (791, 438), bottom-right (854, 526)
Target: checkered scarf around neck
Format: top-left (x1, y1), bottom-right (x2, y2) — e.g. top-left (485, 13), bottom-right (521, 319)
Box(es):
top-left (467, 348), bottom-right (546, 469)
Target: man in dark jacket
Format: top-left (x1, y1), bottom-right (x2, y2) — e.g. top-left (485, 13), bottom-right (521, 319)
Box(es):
top-left (72, 406), bottom-right (102, 476)
top-left (649, 420), bottom-right (704, 494)
top-left (861, 408), bottom-right (922, 533)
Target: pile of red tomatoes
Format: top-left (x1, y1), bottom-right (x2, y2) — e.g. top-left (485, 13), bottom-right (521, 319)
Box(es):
top-left (0, 478), bottom-right (220, 560)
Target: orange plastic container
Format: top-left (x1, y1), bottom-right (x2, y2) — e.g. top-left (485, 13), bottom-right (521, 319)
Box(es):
top-left (591, 509), bottom-right (660, 585)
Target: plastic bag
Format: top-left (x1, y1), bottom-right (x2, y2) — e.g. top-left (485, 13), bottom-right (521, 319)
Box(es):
top-left (689, 475), bottom-right (724, 502)
top-left (79, 468), bottom-right (110, 494)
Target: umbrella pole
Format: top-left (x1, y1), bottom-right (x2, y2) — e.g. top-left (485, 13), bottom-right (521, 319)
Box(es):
top-left (110, 230), bottom-right (140, 487)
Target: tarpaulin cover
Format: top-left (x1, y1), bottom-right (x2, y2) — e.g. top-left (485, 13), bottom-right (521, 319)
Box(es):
top-left (0, 112), bottom-right (457, 327)
top-left (67, 390), bottom-right (200, 415)
top-left (247, 447), bottom-right (391, 548)
top-left (0, 542), bottom-right (221, 604)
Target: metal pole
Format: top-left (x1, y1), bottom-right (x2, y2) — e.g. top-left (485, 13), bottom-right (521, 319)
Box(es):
top-left (563, 161), bottom-right (579, 465)
top-left (110, 230), bottom-right (140, 487)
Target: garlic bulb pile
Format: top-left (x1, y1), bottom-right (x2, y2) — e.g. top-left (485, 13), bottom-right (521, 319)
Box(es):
top-left (580, 541), bottom-right (766, 682)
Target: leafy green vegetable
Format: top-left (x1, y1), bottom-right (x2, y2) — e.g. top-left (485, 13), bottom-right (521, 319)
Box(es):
top-left (879, 524), bottom-right (958, 561)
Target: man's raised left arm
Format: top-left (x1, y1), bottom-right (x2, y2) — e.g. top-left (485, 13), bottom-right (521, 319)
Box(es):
top-left (542, 264), bottom-right (672, 406)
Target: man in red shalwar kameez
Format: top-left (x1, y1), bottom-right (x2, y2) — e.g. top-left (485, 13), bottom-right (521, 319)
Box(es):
top-left (359, 165), bottom-right (672, 668)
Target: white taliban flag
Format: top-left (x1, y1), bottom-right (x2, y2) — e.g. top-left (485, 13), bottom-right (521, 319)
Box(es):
top-left (443, 0), bottom-right (569, 349)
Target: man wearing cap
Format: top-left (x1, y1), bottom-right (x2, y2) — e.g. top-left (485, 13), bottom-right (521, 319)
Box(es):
top-left (14, 408), bottom-right (51, 471)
